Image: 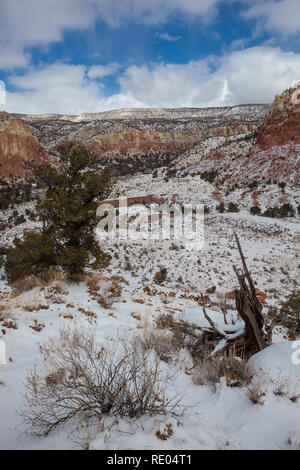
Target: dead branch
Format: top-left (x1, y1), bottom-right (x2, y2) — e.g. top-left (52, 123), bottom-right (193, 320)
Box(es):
top-left (201, 294), bottom-right (225, 338)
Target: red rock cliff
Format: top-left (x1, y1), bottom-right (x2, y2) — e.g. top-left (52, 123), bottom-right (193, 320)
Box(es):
top-left (0, 115), bottom-right (44, 179)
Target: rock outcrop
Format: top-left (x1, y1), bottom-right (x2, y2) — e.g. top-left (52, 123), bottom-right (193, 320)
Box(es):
top-left (174, 83), bottom-right (300, 187)
top-left (255, 82), bottom-right (300, 150)
top-left (241, 82), bottom-right (300, 186)
top-left (0, 115), bottom-right (45, 179)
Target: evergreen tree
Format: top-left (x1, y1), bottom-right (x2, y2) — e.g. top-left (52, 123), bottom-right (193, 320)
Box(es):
top-left (6, 147), bottom-right (113, 282)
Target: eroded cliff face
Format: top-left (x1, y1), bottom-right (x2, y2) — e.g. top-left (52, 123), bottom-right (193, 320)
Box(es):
top-left (84, 123), bottom-right (258, 160)
top-left (4, 95), bottom-right (298, 186)
top-left (0, 115), bottom-right (44, 179)
top-left (255, 82), bottom-right (300, 150)
top-left (174, 84), bottom-right (300, 187)
top-left (14, 105), bottom-right (265, 176)
top-left (242, 82), bottom-right (300, 186)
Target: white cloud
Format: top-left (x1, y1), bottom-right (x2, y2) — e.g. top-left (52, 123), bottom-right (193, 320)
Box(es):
top-left (155, 32), bottom-right (182, 42)
top-left (0, 0), bottom-right (96, 70)
top-left (4, 63), bottom-right (103, 114)
top-left (0, 0), bottom-right (220, 70)
top-left (3, 47), bottom-right (300, 114)
top-left (88, 63), bottom-right (121, 79)
top-left (2, 61), bottom-right (144, 114)
top-left (243, 0), bottom-right (300, 36)
top-left (117, 47), bottom-right (300, 108)
top-left (92, 0), bottom-right (220, 26)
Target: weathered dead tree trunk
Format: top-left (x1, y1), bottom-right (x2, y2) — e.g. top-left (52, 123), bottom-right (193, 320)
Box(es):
top-left (198, 233), bottom-right (269, 358)
top-left (231, 232), bottom-right (268, 356)
top-left (156, 234), bottom-right (269, 360)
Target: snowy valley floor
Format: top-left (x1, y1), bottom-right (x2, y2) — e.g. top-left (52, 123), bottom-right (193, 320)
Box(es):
top-left (0, 174), bottom-right (300, 450)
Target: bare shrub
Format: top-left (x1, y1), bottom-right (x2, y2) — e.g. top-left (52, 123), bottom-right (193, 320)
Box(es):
top-left (193, 351), bottom-right (253, 387)
top-left (137, 328), bottom-right (180, 363)
top-left (155, 314), bottom-right (214, 360)
top-left (22, 326), bottom-right (179, 437)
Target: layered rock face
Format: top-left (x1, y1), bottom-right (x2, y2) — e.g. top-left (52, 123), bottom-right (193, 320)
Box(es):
top-left (1, 88), bottom-right (298, 187)
top-left (242, 82), bottom-right (300, 186)
top-left (174, 83), bottom-right (300, 187)
top-left (15, 104), bottom-right (267, 175)
top-left (256, 83), bottom-right (300, 149)
top-left (0, 114), bottom-right (44, 179)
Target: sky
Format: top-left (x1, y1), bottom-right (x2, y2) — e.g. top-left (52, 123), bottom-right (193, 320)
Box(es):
top-left (1, 0), bottom-right (300, 114)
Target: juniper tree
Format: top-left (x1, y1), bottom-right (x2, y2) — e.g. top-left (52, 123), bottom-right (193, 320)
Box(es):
top-left (6, 147), bottom-right (113, 282)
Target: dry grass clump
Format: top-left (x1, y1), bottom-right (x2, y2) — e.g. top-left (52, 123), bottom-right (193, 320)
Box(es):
top-left (156, 422), bottom-right (173, 441)
top-left (22, 326), bottom-right (179, 437)
top-left (192, 351), bottom-right (253, 388)
top-left (272, 374), bottom-right (300, 402)
top-left (11, 276), bottom-right (43, 297)
top-left (246, 374), bottom-right (267, 404)
top-left (86, 272), bottom-right (103, 292)
top-left (0, 302), bottom-right (7, 321)
top-left (87, 273), bottom-right (123, 309)
top-left (11, 268), bottom-right (67, 297)
top-left (156, 313), bottom-right (174, 330)
top-left (286, 434), bottom-right (300, 450)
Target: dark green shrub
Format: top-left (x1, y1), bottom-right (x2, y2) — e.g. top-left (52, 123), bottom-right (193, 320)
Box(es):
top-left (5, 147), bottom-right (113, 282)
top-left (5, 230), bottom-right (56, 283)
top-left (263, 204), bottom-right (295, 218)
top-left (250, 206), bottom-right (261, 215)
top-left (14, 214), bottom-right (26, 226)
top-left (216, 202), bottom-right (225, 213)
top-left (200, 170), bottom-right (218, 183)
top-left (227, 202), bottom-right (240, 213)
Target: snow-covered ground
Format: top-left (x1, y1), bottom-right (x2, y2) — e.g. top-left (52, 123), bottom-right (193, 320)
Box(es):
top-left (1, 275), bottom-right (300, 450)
top-left (1, 172), bottom-right (300, 450)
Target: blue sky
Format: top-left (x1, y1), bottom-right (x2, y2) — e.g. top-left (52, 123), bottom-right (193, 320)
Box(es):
top-left (1, 0), bottom-right (300, 114)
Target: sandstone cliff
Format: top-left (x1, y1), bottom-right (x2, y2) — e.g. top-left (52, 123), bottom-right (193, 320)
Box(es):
top-left (174, 83), bottom-right (300, 187)
top-left (0, 115), bottom-right (44, 179)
